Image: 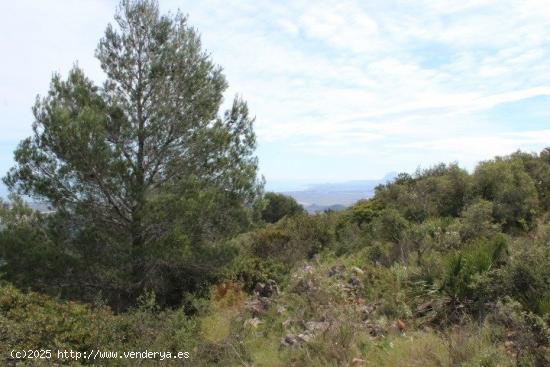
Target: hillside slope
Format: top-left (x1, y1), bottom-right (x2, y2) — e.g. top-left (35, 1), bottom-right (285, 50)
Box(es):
top-left (2, 150), bottom-right (550, 366)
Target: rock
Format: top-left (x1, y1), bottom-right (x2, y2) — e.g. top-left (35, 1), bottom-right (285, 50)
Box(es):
top-left (351, 357), bottom-right (366, 366)
top-left (245, 298), bottom-right (270, 316)
top-left (266, 279), bottom-right (279, 296)
top-left (297, 332), bottom-right (312, 343)
top-left (284, 335), bottom-right (298, 345)
top-left (295, 277), bottom-right (317, 293)
top-left (280, 334), bottom-right (298, 347)
top-left (282, 318), bottom-right (293, 329)
top-left (281, 329), bottom-right (316, 347)
top-left (305, 321), bottom-right (330, 332)
top-left (358, 303), bottom-right (376, 320)
top-left (349, 275), bottom-right (363, 289)
top-left (303, 265), bottom-right (315, 274)
top-left (254, 282), bottom-right (264, 295)
top-left (244, 317), bottom-right (263, 328)
top-left (328, 265), bottom-right (346, 278)
top-left (254, 279), bottom-right (279, 298)
top-left (244, 300), bottom-right (263, 315)
top-left (415, 300), bottom-right (433, 316)
top-left (351, 266), bottom-right (364, 275)
top-left (364, 321), bottom-right (382, 337)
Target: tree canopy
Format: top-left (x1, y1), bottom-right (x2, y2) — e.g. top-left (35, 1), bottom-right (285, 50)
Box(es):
top-left (3, 0), bottom-right (261, 307)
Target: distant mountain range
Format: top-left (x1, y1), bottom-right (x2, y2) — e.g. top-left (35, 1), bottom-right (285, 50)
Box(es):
top-left (1, 173), bottom-right (399, 214)
top-left (281, 172), bottom-right (398, 213)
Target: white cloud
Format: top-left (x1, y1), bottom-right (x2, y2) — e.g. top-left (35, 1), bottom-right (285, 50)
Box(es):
top-left (299, 2), bottom-right (379, 53)
top-left (1, 0), bottom-right (550, 180)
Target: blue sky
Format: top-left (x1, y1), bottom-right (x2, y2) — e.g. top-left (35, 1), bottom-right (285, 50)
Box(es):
top-left (1, 0), bottom-right (550, 192)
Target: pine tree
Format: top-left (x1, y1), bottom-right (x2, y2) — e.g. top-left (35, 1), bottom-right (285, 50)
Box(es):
top-left (4, 0), bottom-right (261, 306)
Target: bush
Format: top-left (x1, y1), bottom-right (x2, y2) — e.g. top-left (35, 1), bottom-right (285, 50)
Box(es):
top-left (0, 282), bottom-right (220, 366)
top-left (438, 236), bottom-right (508, 312)
top-left (374, 164), bottom-right (469, 221)
top-left (490, 297), bottom-right (550, 366)
top-left (372, 208), bottom-right (409, 244)
top-left (402, 217), bottom-right (461, 265)
top-left (250, 226), bottom-right (293, 260)
top-left (340, 198), bottom-right (384, 228)
top-left (0, 199), bottom-right (77, 297)
top-left (459, 199), bottom-right (498, 241)
top-left (260, 192), bottom-right (304, 223)
top-left (247, 213), bottom-right (336, 265)
top-left (472, 157), bottom-right (539, 231)
top-left (0, 282), bottom-right (118, 361)
top-left (224, 255), bottom-right (289, 292)
top-left (492, 236), bottom-right (550, 315)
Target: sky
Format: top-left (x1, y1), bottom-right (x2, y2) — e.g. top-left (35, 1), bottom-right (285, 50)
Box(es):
top-left (1, 0), bottom-right (550, 192)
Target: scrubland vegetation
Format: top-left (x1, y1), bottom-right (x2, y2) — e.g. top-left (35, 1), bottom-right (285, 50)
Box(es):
top-left (0, 1), bottom-right (548, 366)
top-left (2, 149), bottom-right (549, 366)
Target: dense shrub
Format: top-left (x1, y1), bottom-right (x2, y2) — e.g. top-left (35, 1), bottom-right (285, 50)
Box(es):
top-left (247, 213), bottom-right (336, 264)
top-left (224, 255), bottom-right (289, 292)
top-left (472, 157), bottom-right (539, 231)
top-left (491, 235), bottom-right (550, 316)
top-left (490, 297), bottom-right (550, 366)
top-left (458, 199), bottom-right (498, 241)
top-left (511, 150), bottom-right (550, 212)
top-left (340, 198), bottom-right (384, 228)
top-left (260, 192), bottom-right (304, 223)
top-left (0, 199), bottom-right (78, 297)
top-left (374, 164), bottom-right (470, 221)
top-left (438, 236), bottom-right (508, 310)
top-left (372, 208), bottom-right (409, 243)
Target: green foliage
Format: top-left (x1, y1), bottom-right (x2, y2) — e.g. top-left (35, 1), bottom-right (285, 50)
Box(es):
top-left (250, 226), bottom-right (293, 259)
top-left (245, 213), bottom-right (336, 265)
top-left (0, 282), bottom-right (117, 359)
top-left (491, 297), bottom-right (550, 366)
top-left (342, 198), bottom-right (384, 227)
top-left (492, 234), bottom-right (550, 316)
top-left (260, 192), bottom-right (304, 223)
top-left (375, 163), bottom-right (470, 221)
top-left (2, 0), bottom-right (261, 308)
top-left (406, 217), bottom-right (462, 257)
top-left (372, 208), bottom-right (409, 243)
top-left (0, 281), bottom-right (206, 366)
top-left (0, 198), bottom-right (78, 296)
top-left (511, 149), bottom-right (550, 211)
top-left (458, 199), bottom-right (497, 241)
top-left (472, 156), bottom-right (539, 231)
top-left (224, 255), bottom-right (289, 292)
top-left (439, 236), bottom-right (508, 305)
top-left (362, 326), bottom-right (511, 367)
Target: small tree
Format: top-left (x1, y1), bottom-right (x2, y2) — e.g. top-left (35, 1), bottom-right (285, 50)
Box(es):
top-left (3, 0), bottom-right (261, 307)
top-left (260, 192), bottom-right (304, 223)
